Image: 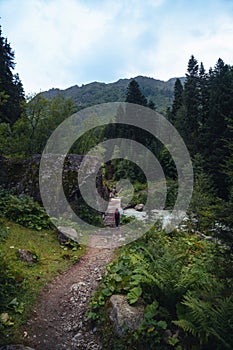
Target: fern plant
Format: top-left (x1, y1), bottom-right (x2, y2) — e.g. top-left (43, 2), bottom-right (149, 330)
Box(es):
top-left (174, 292), bottom-right (233, 349)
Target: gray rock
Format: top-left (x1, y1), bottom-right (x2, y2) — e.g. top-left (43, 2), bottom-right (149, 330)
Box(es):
top-left (134, 203), bottom-right (144, 211)
top-left (72, 332), bottom-right (82, 342)
top-left (57, 226), bottom-right (79, 244)
top-left (109, 294), bottom-right (145, 335)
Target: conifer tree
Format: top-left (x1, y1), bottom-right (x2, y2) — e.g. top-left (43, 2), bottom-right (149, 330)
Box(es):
top-left (0, 25), bottom-right (25, 124)
top-left (170, 78), bottom-right (184, 125)
top-left (183, 55), bottom-right (200, 154)
top-left (198, 62), bottom-right (209, 126)
top-left (202, 59), bottom-right (233, 197)
top-left (147, 99), bottom-right (156, 110)
top-left (125, 79), bottom-right (147, 106)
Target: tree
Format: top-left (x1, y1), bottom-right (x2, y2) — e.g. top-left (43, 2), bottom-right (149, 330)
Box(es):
top-left (201, 59), bottom-right (233, 198)
top-left (1, 94), bottom-right (76, 157)
top-left (147, 99), bottom-right (156, 110)
top-left (170, 78), bottom-right (184, 125)
top-left (0, 25), bottom-right (25, 124)
top-left (125, 79), bottom-right (148, 106)
top-left (183, 55), bottom-right (200, 154)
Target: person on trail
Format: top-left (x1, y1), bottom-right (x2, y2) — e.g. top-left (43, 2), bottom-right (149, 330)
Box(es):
top-left (112, 185), bottom-right (117, 197)
top-left (115, 208), bottom-right (120, 228)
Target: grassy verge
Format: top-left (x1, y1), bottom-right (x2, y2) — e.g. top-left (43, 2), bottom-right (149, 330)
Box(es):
top-left (0, 219), bottom-right (85, 345)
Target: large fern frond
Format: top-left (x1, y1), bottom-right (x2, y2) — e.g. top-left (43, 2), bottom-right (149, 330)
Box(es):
top-left (174, 292), bottom-right (233, 348)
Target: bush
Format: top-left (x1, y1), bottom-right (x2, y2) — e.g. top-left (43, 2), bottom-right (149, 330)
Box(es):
top-left (0, 188), bottom-right (52, 230)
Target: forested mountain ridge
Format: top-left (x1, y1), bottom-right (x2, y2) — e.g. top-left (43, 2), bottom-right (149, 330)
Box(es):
top-left (42, 76), bottom-right (186, 113)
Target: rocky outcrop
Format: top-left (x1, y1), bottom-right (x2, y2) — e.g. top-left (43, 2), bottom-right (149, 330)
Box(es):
top-left (109, 294), bottom-right (145, 335)
top-left (0, 155), bottom-right (109, 209)
top-left (57, 226), bottom-right (79, 244)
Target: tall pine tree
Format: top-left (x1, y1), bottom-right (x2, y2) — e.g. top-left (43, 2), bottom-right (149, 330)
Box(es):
top-left (169, 78), bottom-right (184, 126)
top-left (0, 25), bottom-right (24, 124)
top-left (183, 55), bottom-right (200, 154)
top-left (125, 79), bottom-right (148, 106)
top-left (201, 59), bottom-right (233, 197)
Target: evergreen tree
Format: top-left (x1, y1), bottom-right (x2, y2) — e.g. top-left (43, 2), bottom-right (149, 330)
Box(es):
top-left (183, 55), bottom-right (200, 154)
top-left (125, 79), bottom-right (148, 106)
top-left (147, 99), bottom-right (156, 110)
top-left (202, 59), bottom-right (232, 198)
top-left (198, 62), bottom-right (209, 127)
top-left (170, 78), bottom-right (184, 124)
top-left (0, 25), bottom-right (24, 124)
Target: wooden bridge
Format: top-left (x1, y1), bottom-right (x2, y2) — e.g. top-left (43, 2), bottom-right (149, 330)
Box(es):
top-left (104, 197), bottom-right (122, 227)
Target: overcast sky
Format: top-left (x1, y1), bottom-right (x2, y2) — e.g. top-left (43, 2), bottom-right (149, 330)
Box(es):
top-left (1, 0), bottom-right (233, 94)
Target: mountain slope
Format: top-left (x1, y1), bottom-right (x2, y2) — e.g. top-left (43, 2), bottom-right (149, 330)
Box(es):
top-left (42, 75), bottom-right (185, 114)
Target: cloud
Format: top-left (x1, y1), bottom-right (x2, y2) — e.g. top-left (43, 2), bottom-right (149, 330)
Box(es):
top-left (1, 0), bottom-right (121, 92)
top-left (0, 0), bottom-right (233, 93)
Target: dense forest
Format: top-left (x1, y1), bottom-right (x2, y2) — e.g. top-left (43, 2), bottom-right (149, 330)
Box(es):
top-left (0, 25), bottom-right (233, 349)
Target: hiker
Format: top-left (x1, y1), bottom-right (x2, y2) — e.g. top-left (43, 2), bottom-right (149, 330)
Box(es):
top-left (115, 208), bottom-right (120, 228)
top-left (112, 185), bottom-right (117, 196)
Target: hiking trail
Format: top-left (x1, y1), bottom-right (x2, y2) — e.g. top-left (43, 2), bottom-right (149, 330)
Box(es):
top-left (23, 198), bottom-right (125, 349)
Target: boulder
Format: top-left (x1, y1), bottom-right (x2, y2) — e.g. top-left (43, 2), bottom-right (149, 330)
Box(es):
top-left (0, 154), bottom-right (109, 207)
top-left (109, 294), bottom-right (145, 335)
top-left (134, 203), bottom-right (144, 211)
top-left (57, 226), bottom-right (79, 244)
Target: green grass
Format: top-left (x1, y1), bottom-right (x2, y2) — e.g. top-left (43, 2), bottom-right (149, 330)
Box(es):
top-left (0, 219), bottom-right (85, 345)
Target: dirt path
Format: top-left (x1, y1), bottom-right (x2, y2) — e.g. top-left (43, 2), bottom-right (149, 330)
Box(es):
top-left (24, 240), bottom-right (115, 350)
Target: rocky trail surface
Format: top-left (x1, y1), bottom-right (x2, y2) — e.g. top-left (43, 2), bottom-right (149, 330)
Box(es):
top-left (23, 240), bottom-right (115, 350)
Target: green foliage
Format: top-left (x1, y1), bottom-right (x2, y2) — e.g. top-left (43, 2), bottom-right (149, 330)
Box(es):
top-left (43, 76), bottom-right (174, 114)
top-left (170, 55), bottom-right (233, 202)
top-left (70, 199), bottom-right (104, 227)
top-left (0, 93), bottom-right (75, 157)
top-left (125, 79), bottom-right (148, 106)
top-left (127, 286), bottom-right (142, 304)
top-left (0, 224), bottom-right (18, 317)
top-left (174, 293), bottom-right (233, 348)
top-left (0, 221), bottom-right (9, 243)
top-left (120, 214), bottom-right (134, 224)
top-left (188, 171), bottom-right (217, 231)
top-left (0, 25), bottom-right (25, 124)
top-left (159, 147), bottom-right (177, 179)
top-left (88, 228), bottom-right (233, 349)
top-left (0, 189), bottom-right (52, 230)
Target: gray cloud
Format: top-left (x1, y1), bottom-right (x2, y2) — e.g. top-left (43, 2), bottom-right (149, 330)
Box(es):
top-left (1, 0), bottom-right (232, 93)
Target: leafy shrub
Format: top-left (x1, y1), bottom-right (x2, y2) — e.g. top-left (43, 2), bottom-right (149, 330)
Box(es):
top-left (0, 188), bottom-right (52, 230)
top-left (120, 214), bottom-right (134, 225)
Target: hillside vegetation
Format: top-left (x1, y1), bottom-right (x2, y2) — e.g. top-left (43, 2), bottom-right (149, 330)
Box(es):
top-left (42, 76), bottom-right (184, 114)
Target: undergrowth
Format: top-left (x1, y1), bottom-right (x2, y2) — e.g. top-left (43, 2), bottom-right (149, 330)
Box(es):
top-left (0, 188), bottom-right (52, 230)
top-left (88, 227), bottom-right (233, 350)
